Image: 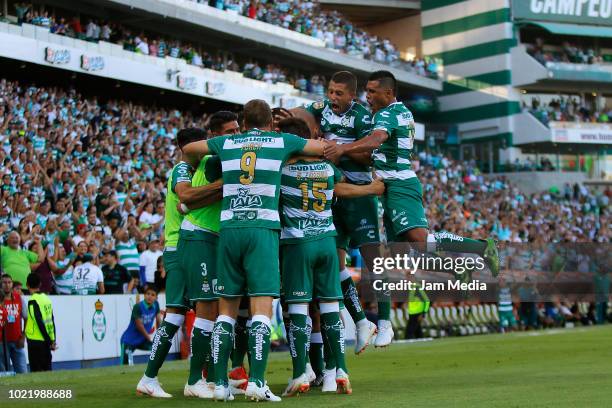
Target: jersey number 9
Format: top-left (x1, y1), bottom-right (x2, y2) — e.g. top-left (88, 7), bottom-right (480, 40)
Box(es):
top-left (239, 152), bottom-right (257, 185)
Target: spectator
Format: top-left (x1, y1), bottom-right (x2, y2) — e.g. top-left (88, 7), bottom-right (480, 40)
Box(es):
top-left (25, 273), bottom-right (56, 372)
top-left (101, 250), bottom-right (135, 294)
top-left (72, 256), bottom-right (105, 295)
top-left (47, 237), bottom-right (74, 295)
top-left (115, 229), bottom-right (140, 280)
top-left (1, 232), bottom-right (44, 289)
top-left (139, 239), bottom-right (162, 285)
top-left (119, 285), bottom-right (162, 365)
top-left (0, 273), bottom-right (28, 374)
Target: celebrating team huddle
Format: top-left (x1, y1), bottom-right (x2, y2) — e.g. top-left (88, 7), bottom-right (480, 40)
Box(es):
top-left (135, 70), bottom-right (500, 402)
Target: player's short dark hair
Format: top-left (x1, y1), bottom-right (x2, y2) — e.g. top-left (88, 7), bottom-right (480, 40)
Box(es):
top-left (368, 70), bottom-right (397, 96)
top-left (176, 128), bottom-right (207, 150)
top-left (1, 273), bottom-right (12, 281)
top-left (243, 99), bottom-right (272, 129)
top-left (26, 273), bottom-right (41, 289)
top-left (331, 71), bottom-right (357, 94)
top-left (278, 117), bottom-right (311, 139)
top-left (209, 111), bottom-right (238, 134)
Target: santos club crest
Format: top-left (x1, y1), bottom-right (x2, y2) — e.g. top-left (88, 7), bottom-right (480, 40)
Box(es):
top-left (92, 299), bottom-right (107, 342)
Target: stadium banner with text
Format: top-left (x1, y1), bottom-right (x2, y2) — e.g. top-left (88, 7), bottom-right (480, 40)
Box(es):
top-left (357, 243), bottom-right (611, 303)
top-left (550, 123), bottom-right (612, 144)
top-left (513, 0), bottom-right (612, 26)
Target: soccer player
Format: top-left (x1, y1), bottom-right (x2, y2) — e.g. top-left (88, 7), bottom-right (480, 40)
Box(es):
top-left (136, 128), bottom-right (222, 398)
top-left (324, 71), bottom-right (500, 284)
top-left (277, 117), bottom-right (384, 397)
top-left (294, 71), bottom-right (384, 351)
top-left (177, 113), bottom-right (241, 398)
top-left (182, 99), bottom-right (327, 402)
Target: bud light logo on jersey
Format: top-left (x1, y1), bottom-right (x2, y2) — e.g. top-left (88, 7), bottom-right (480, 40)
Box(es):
top-left (81, 55), bottom-right (105, 71)
top-left (177, 75), bottom-right (197, 91)
top-left (45, 47), bottom-right (70, 65)
top-left (206, 81), bottom-right (225, 96)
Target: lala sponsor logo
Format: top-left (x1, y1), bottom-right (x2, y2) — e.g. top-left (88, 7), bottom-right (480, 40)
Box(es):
top-left (230, 187), bottom-right (262, 209)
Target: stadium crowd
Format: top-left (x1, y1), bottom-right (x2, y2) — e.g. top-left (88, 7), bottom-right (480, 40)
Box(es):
top-left (527, 38), bottom-right (610, 65)
top-left (7, 2), bottom-right (440, 83)
top-left (0, 78), bottom-right (609, 297)
top-left (524, 96), bottom-right (611, 125)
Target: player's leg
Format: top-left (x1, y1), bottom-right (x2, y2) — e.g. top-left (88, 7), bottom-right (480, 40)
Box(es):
top-left (210, 228), bottom-right (246, 401)
top-left (211, 297), bottom-right (241, 401)
top-left (280, 241), bottom-right (313, 397)
top-left (183, 233), bottom-right (219, 398)
top-left (337, 196), bottom-right (380, 351)
top-left (390, 178), bottom-right (499, 276)
top-left (228, 302), bottom-right (250, 394)
top-left (137, 247), bottom-right (186, 398)
top-left (244, 228), bottom-right (282, 402)
top-left (316, 237), bottom-right (351, 394)
top-left (184, 301), bottom-right (217, 397)
top-left (308, 304), bottom-right (325, 386)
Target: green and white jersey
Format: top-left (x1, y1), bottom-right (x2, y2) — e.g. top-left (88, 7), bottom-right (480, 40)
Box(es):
top-left (207, 129), bottom-right (307, 230)
top-left (371, 101), bottom-right (416, 181)
top-left (182, 155), bottom-right (222, 234)
top-left (498, 287), bottom-right (513, 312)
top-left (164, 161), bottom-right (194, 247)
top-left (306, 99), bottom-right (372, 184)
top-left (53, 260), bottom-right (74, 295)
top-left (280, 159), bottom-right (342, 244)
top-left (116, 239), bottom-right (140, 273)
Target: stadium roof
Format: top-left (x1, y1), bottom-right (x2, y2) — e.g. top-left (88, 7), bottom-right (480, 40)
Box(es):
top-left (517, 21), bottom-right (612, 39)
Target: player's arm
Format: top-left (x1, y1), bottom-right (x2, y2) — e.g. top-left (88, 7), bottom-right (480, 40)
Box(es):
top-left (334, 178), bottom-right (385, 198)
top-left (97, 281), bottom-right (105, 294)
top-left (327, 129), bottom-right (388, 159)
top-left (300, 139), bottom-right (327, 156)
top-left (175, 180), bottom-right (223, 208)
top-left (182, 140), bottom-right (210, 168)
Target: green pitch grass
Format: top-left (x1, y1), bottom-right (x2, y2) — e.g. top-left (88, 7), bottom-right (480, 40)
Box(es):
top-left (2, 326), bottom-right (611, 407)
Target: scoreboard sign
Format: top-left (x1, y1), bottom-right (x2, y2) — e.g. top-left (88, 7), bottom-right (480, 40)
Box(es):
top-left (513, 0), bottom-right (612, 26)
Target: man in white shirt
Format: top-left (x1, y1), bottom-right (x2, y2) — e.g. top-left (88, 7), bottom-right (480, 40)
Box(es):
top-left (139, 240), bottom-right (162, 285)
top-left (72, 258), bottom-right (105, 295)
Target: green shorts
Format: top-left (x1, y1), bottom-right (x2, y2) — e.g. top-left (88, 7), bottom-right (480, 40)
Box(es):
top-left (499, 310), bottom-right (517, 328)
top-left (281, 236), bottom-right (342, 303)
top-left (333, 195), bottom-right (380, 250)
top-left (164, 248), bottom-right (190, 309)
top-left (381, 178), bottom-right (429, 242)
top-left (217, 228), bottom-right (280, 298)
top-left (178, 229), bottom-right (219, 302)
